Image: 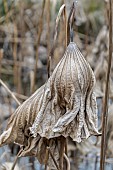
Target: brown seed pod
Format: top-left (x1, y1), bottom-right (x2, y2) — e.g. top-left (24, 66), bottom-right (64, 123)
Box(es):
top-left (30, 42), bottom-right (99, 142)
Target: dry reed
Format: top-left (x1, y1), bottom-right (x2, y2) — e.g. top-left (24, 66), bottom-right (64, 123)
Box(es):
top-left (32, 0), bottom-right (45, 93)
top-left (100, 0), bottom-right (112, 170)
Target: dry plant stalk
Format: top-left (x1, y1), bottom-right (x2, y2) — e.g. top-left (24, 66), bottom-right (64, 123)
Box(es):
top-left (32, 0), bottom-right (45, 93)
top-left (64, 153), bottom-right (70, 170)
top-left (48, 4), bottom-right (67, 78)
top-left (0, 49), bottom-right (3, 77)
top-left (13, 24), bottom-right (18, 90)
top-left (47, 147), bottom-right (60, 170)
top-left (67, 2), bottom-right (75, 45)
top-left (11, 148), bottom-right (23, 170)
top-left (47, 4), bottom-right (68, 169)
top-left (46, 0), bottom-right (51, 80)
top-left (46, 0), bottom-right (51, 55)
top-left (18, 1), bottom-right (24, 94)
top-left (0, 79), bottom-right (21, 106)
top-left (3, 0), bottom-right (9, 23)
top-left (54, 4), bottom-right (67, 47)
top-left (100, 0), bottom-right (112, 169)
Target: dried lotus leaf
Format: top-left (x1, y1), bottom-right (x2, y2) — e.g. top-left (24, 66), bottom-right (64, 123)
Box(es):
top-left (0, 85), bottom-right (45, 147)
top-left (19, 136), bottom-right (40, 157)
top-left (30, 42), bottom-right (99, 142)
top-left (0, 42), bottom-right (100, 169)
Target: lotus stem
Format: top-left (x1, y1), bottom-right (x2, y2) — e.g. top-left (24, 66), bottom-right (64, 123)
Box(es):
top-left (100, 0), bottom-right (112, 169)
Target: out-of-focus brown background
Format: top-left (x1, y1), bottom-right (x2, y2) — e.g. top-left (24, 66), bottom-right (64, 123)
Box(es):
top-left (0, 0), bottom-right (113, 169)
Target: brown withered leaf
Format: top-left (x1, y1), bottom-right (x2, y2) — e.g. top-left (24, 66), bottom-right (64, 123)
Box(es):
top-left (0, 42), bottom-right (99, 168)
top-left (30, 42), bottom-right (99, 143)
top-left (0, 84), bottom-right (45, 147)
top-left (0, 84), bottom-right (47, 163)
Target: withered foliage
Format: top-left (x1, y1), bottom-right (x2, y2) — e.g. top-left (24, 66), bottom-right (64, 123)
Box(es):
top-left (30, 42), bottom-right (99, 141)
top-left (0, 42), bottom-right (99, 168)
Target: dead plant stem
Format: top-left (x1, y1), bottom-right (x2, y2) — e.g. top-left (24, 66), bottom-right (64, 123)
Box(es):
top-left (11, 148), bottom-right (23, 170)
top-left (100, 0), bottom-right (112, 170)
top-left (67, 2), bottom-right (75, 45)
top-left (64, 5), bottom-right (67, 48)
top-left (0, 79), bottom-right (21, 105)
top-left (46, 0), bottom-right (51, 78)
top-left (64, 153), bottom-right (70, 170)
top-left (32, 0), bottom-right (45, 93)
top-left (59, 136), bottom-right (66, 170)
top-left (13, 24), bottom-right (18, 91)
top-left (48, 4), bottom-right (67, 77)
top-left (47, 147), bottom-right (60, 170)
top-left (0, 49), bottom-right (3, 77)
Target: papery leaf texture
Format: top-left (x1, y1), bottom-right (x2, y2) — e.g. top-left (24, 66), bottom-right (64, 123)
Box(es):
top-left (0, 42), bottom-right (99, 166)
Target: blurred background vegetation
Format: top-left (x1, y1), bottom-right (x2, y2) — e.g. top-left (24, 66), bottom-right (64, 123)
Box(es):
top-left (0, 0), bottom-right (113, 170)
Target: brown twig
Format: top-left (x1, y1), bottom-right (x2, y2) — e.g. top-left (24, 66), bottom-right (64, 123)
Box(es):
top-left (47, 147), bottom-right (60, 170)
top-left (100, 0), bottom-right (112, 170)
top-left (67, 2), bottom-right (75, 45)
top-left (46, 0), bottom-right (51, 78)
top-left (64, 4), bottom-right (67, 48)
top-left (0, 79), bottom-right (21, 106)
top-left (64, 153), bottom-right (70, 170)
top-left (53, 4), bottom-right (66, 48)
top-left (24, 14), bottom-right (37, 37)
top-left (45, 146), bottom-right (49, 170)
top-left (59, 136), bottom-right (66, 170)
top-left (11, 148), bottom-right (23, 170)
top-left (13, 24), bottom-right (18, 91)
top-left (46, 0), bottom-right (51, 55)
top-left (44, 139), bottom-right (53, 170)
top-left (0, 49), bottom-right (3, 77)
top-left (18, 1), bottom-right (24, 94)
top-left (32, 0), bottom-right (45, 93)
top-left (3, 0), bottom-right (9, 23)
top-left (13, 92), bottom-right (28, 100)
top-left (0, 10), bottom-right (13, 23)
top-left (48, 4), bottom-right (67, 77)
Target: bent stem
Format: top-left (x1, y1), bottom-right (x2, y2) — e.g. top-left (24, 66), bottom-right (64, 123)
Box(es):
top-left (67, 2), bottom-right (75, 45)
top-left (48, 3), bottom-right (67, 77)
top-left (53, 4), bottom-right (67, 47)
top-left (64, 153), bottom-right (70, 170)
